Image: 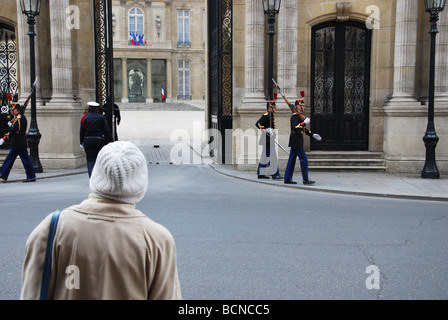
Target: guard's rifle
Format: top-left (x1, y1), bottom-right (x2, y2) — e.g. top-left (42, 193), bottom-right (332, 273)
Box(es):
top-left (272, 78), bottom-right (308, 123)
top-left (272, 78), bottom-right (322, 143)
top-left (21, 77), bottom-right (38, 111)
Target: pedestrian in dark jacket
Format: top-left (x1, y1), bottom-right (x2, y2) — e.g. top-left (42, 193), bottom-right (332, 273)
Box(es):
top-left (80, 101), bottom-right (113, 177)
top-left (0, 104), bottom-right (36, 183)
top-left (113, 103), bottom-right (121, 141)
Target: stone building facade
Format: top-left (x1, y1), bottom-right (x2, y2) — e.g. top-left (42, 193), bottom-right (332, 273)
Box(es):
top-left (1, 0), bottom-right (95, 169)
top-left (112, 0), bottom-right (206, 103)
top-left (0, 0), bottom-right (206, 169)
top-left (231, 0), bottom-right (448, 174)
top-left (1, 0), bottom-right (447, 174)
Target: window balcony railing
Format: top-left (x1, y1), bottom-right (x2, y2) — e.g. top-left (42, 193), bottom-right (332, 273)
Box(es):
top-left (177, 94), bottom-right (192, 100)
top-left (177, 41), bottom-right (191, 47)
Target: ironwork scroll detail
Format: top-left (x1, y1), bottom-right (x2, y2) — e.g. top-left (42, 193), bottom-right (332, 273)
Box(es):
top-left (0, 26), bottom-right (18, 99)
top-left (93, 0), bottom-right (115, 137)
top-left (313, 26), bottom-right (335, 115)
top-left (221, 0), bottom-right (232, 117)
top-left (344, 26), bottom-right (366, 117)
top-left (94, 0), bottom-right (108, 106)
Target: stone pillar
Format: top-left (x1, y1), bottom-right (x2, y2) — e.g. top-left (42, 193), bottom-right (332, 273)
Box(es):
top-left (16, 1), bottom-right (43, 104)
top-left (47, 0), bottom-right (74, 104)
top-left (36, 0), bottom-right (84, 169)
top-left (277, 0), bottom-right (298, 100)
top-left (146, 58), bottom-right (152, 102)
top-left (435, 9), bottom-right (448, 102)
top-left (243, 0), bottom-right (265, 104)
top-left (166, 58), bottom-right (172, 102)
top-left (384, 0), bottom-right (427, 173)
top-left (389, 0), bottom-right (420, 102)
top-left (433, 8), bottom-right (448, 174)
top-left (121, 58), bottom-right (128, 102)
top-left (234, 0), bottom-right (267, 169)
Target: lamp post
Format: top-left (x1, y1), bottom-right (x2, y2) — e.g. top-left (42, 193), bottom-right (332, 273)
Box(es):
top-left (421, 0), bottom-right (445, 179)
top-left (263, 0), bottom-right (281, 101)
top-left (19, 0), bottom-right (42, 173)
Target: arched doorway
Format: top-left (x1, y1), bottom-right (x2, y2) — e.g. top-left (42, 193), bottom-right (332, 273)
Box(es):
top-left (310, 21), bottom-right (371, 151)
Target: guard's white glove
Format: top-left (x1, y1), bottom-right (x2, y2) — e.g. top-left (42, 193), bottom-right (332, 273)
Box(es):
top-left (7, 121), bottom-right (12, 127)
top-left (0, 139), bottom-right (4, 146)
top-left (312, 133), bottom-right (322, 141)
top-left (80, 144), bottom-right (84, 149)
top-left (266, 128), bottom-right (273, 136)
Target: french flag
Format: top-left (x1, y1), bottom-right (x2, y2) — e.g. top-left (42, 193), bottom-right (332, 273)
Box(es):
top-left (161, 85), bottom-right (165, 100)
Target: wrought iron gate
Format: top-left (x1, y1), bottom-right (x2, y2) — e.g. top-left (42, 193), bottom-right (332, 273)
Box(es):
top-left (208, 0), bottom-right (232, 164)
top-left (93, 0), bottom-right (115, 139)
top-left (311, 21), bottom-right (371, 151)
top-left (0, 23), bottom-right (17, 149)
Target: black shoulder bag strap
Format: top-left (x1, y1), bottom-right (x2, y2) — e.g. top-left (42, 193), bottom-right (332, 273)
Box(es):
top-left (39, 210), bottom-right (61, 300)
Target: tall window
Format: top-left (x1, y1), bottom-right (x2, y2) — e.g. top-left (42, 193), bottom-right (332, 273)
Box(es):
top-left (178, 60), bottom-right (191, 100)
top-left (177, 10), bottom-right (190, 46)
top-left (129, 8), bottom-right (145, 46)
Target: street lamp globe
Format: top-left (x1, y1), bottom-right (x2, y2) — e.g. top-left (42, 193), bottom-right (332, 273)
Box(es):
top-left (19, 0), bottom-right (42, 17)
top-left (263, 0), bottom-right (281, 15)
top-left (424, 0), bottom-right (446, 13)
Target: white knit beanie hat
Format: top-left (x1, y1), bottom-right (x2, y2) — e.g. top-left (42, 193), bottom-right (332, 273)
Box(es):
top-left (89, 141), bottom-right (148, 204)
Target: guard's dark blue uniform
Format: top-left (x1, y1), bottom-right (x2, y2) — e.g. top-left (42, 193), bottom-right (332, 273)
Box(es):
top-left (0, 111), bottom-right (36, 182)
top-left (284, 113), bottom-right (313, 183)
top-left (80, 111), bottom-right (113, 177)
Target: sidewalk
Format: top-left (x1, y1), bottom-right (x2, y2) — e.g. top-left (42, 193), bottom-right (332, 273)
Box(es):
top-left (3, 161), bottom-right (447, 202)
top-left (0, 114), bottom-right (448, 201)
top-left (1, 167), bottom-right (87, 184)
top-left (209, 163), bottom-right (448, 202)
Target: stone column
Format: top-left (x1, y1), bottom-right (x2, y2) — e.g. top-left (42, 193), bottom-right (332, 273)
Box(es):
top-left (121, 58), bottom-right (128, 102)
top-left (16, 1), bottom-right (43, 104)
top-left (243, 0), bottom-right (265, 103)
top-left (47, 0), bottom-right (74, 104)
top-left (146, 58), bottom-right (152, 102)
top-left (384, 0), bottom-right (427, 173)
top-left (277, 0), bottom-right (298, 100)
top-left (166, 58), bottom-right (172, 102)
top-left (389, 0), bottom-right (420, 103)
top-left (36, 0), bottom-right (84, 169)
top-left (435, 9), bottom-right (448, 102)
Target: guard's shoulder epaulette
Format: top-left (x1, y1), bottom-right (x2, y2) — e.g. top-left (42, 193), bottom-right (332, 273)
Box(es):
top-left (17, 114), bottom-right (21, 119)
top-left (263, 112), bottom-right (269, 116)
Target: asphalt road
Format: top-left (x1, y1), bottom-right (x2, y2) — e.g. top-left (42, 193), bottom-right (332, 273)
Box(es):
top-left (1, 161), bottom-right (447, 300)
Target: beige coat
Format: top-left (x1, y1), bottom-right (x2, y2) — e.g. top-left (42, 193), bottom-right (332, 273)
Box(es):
top-left (20, 197), bottom-right (182, 300)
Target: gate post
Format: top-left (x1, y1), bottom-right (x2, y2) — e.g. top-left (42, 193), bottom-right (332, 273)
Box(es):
top-left (93, 0), bottom-right (115, 140)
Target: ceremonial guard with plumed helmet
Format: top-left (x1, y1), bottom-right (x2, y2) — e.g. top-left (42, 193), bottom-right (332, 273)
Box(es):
top-left (0, 102), bottom-right (36, 182)
top-left (283, 92), bottom-right (322, 185)
top-left (255, 99), bottom-right (282, 180)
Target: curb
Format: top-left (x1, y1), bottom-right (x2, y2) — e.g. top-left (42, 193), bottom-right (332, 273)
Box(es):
top-left (208, 163), bottom-right (448, 202)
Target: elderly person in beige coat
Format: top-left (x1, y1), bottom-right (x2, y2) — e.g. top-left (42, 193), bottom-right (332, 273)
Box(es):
top-left (20, 141), bottom-right (182, 300)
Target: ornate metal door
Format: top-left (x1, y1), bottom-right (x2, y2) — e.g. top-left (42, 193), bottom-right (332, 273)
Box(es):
top-left (208, 0), bottom-right (232, 164)
top-left (311, 21), bottom-right (371, 151)
top-left (0, 24), bottom-right (17, 149)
